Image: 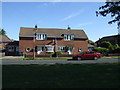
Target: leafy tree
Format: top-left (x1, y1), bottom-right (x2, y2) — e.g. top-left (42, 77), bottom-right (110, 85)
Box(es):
top-left (96, 0), bottom-right (120, 29)
top-left (0, 29), bottom-right (6, 35)
top-left (100, 41), bottom-right (112, 48)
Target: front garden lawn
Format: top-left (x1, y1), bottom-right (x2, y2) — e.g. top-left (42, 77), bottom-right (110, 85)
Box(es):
top-left (2, 63), bottom-right (120, 88)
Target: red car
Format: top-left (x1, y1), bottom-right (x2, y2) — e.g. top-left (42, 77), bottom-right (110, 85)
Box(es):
top-left (72, 51), bottom-right (102, 60)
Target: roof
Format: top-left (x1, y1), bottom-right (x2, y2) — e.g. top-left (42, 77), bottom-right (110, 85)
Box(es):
top-left (7, 41), bottom-right (19, 46)
top-left (88, 44), bottom-right (95, 48)
top-left (95, 34), bottom-right (120, 43)
top-left (0, 35), bottom-right (12, 43)
top-left (19, 27), bottom-right (88, 39)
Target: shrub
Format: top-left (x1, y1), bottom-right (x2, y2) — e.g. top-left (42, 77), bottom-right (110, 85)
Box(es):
top-left (56, 51), bottom-right (63, 56)
top-left (93, 47), bottom-right (109, 56)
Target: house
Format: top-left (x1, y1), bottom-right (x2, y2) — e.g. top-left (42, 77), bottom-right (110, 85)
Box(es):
top-left (88, 40), bottom-right (96, 51)
top-left (95, 35), bottom-right (120, 47)
top-left (19, 25), bottom-right (88, 57)
top-left (0, 35), bottom-right (12, 53)
top-left (5, 41), bottom-right (19, 56)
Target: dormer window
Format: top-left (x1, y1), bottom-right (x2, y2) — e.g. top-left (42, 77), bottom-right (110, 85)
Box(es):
top-left (64, 34), bottom-right (74, 41)
top-left (36, 33), bottom-right (47, 40)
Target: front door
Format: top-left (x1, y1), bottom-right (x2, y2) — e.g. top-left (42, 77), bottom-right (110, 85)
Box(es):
top-left (37, 46), bottom-right (43, 55)
top-left (67, 47), bottom-right (73, 54)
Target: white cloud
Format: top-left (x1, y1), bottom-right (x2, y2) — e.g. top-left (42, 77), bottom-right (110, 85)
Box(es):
top-left (61, 9), bottom-right (84, 21)
top-left (62, 13), bottom-right (79, 21)
top-left (76, 22), bottom-right (93, 27)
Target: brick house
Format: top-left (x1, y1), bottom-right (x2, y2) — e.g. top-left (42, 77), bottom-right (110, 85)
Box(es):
top-left (19, 26), bottom-right (88, 57)
top-left (5, 41), bottom-right (19, 56)
top-left (0, 35), bottom-right (12, 52)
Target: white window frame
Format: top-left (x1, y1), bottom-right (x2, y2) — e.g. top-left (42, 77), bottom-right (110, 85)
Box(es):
top-left (64, 34), bottom-right (74, 41)
top-left (45, 45), bottom-right (54, 52)
top-left (36, 33), bottom-right (47, 40)
top-left (26, 47), bottom-right (31, 52)
top-left (78, 48), bottom-right (82, 52)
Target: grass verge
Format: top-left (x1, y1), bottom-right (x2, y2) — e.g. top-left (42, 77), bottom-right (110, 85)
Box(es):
top-left (2, 63), bottom-right (120, 88)
top-left (101, 56), bottom-right (120, 59)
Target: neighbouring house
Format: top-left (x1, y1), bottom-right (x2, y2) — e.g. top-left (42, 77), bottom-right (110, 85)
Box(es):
top-left (19, 25), bottom-right (88, 57)
top-left (0, 35), bottom-right (12, 55)
top-left (95, 34), bottom-right (120, 47)
top-left (88, 44), bottom-right (95, 51)
top-left (88, 40), bottom-right (96, 51)
top-left (5, 41), bottom-right (19, 56)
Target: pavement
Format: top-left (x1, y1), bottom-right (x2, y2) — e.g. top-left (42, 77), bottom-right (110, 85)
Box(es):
top-left (1, 57), bottom-right (119, 65)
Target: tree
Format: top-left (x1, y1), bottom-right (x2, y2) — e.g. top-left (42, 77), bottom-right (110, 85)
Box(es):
top-left (0, 29), bottom-right (6, 35)
top-left (96, 0), bottom-right (120, 29)
top-left (100, 41), bottom-right (112, 48)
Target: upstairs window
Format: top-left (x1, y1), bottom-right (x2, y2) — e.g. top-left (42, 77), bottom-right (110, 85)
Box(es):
top-left (36, 33), bottom-right (47, 40)
top-left (64, 34), bottom-right (74, 41)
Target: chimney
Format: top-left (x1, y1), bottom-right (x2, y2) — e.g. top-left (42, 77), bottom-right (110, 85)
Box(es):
top-left (34, 25), bottom-right (38, 30)
top-left (67, 25), bottom-right (71, 29)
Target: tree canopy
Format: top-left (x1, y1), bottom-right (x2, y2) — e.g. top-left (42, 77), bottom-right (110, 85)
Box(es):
top-left (96, 0), bottom-right (120, 29)
top-left (0, 29), bottom-right (6, 35)
top-left (100, 41), bottom-right (112, 48)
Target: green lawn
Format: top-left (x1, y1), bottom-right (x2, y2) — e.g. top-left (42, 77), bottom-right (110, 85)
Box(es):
top-left (2, 63), bottom-right (120, 88)
top-left (101, 56), bottom-right (120, 59)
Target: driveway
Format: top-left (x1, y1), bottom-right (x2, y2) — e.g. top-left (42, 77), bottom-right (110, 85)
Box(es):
top-left (1, 58), bottom-right (119, 65)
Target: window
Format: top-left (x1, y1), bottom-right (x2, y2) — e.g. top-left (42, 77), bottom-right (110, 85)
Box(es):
top-left (26, 48), bottom-right (31, 52)
top-left (36, 33), bottom-right (47, 40)
top-left (45, 45), bottom-right (54, 52)
top-left (8, 46), bottom-right (14, 52)
top-left (58, 46), bottom-right (66, 51)
top-left (64, 34), bottom-right (74, 41)
top-left (78, 48), bottom-right (82, 52)
top-left (37, 46), bottom-right (44, 54)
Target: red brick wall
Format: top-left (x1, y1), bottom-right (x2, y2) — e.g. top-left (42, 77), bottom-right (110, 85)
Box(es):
top-left (19, 37), bottom-right (88, 56)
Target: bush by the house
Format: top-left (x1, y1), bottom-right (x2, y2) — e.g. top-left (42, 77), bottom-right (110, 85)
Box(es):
top-left (93, 47), bottom-right (109, 56)
top-left (55, 51), bottom-right (63, 56)
top-left (98, 41), bottom-right (120, 54)
top-left (52, 51), bottom-right (63, 57)
top-left (109, 44), bottom-right (120, 53)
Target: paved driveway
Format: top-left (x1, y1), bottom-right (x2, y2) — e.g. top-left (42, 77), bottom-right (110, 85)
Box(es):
top-left (1, 58), bottom-right (119, 65)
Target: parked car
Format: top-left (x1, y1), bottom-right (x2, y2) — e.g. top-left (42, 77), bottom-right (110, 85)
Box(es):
top-left (72, 51), bottom-right (102, 60)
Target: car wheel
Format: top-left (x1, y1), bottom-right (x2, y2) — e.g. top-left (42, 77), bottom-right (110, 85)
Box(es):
top-left (94, 56), bottom-right (98, 60)
top-left (77, 57), bottom-right (82, 60)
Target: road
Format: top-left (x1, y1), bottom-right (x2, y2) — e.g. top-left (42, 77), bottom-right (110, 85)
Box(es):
top-left (1, 58), bottom-right (119, 65)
